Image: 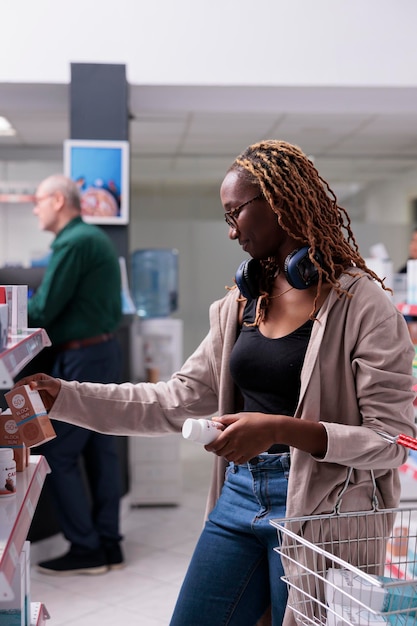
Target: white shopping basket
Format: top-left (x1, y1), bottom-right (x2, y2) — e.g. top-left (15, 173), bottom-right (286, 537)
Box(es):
top-left (270, 431), bottom-right (417, 626)
top-left (271, 506), bottom-right (417, 626)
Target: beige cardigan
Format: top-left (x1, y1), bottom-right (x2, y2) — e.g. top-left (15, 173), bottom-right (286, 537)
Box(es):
top-left (49, 269), bottom-right (416, 625)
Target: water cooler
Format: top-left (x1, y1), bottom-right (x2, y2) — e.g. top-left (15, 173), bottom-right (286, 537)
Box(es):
top-left (129, 249), bottom-right (183, 506)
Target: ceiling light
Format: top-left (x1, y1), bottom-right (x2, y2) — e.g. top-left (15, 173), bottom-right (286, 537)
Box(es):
top-left (0, 116), bottom-right (16, 136)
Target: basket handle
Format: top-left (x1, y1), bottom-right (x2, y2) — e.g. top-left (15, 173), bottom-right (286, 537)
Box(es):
top-left (334, 467), bottom-right (380, 514)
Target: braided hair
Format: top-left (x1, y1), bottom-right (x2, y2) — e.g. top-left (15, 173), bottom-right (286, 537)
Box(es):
top-left (228, 140), bottom-right (387, 321)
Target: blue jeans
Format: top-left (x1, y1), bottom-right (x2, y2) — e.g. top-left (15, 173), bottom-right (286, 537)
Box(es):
top-left (170, 453), bottom-right (290, 626)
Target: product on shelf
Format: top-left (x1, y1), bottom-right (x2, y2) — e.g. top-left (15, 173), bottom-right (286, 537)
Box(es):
top-left (0, 285), bottom-right (28, 337)
top-left (0, 410), bottom-right (27, 471)
top-left (0, 448), bottom-right (16, 497)
top-left (0, 287), bottom-right (7, 351)
top-left (5, 385), bottom-right (56, 447)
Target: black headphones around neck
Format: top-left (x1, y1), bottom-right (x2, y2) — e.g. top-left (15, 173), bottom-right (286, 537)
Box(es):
top-left (235, 246), bottom-right (323, 300)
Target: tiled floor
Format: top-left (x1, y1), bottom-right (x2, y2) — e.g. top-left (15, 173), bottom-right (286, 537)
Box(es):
top-left (30, 440), bottom-right (213, 625)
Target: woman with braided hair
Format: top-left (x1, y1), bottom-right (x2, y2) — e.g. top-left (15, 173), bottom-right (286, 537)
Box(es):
top-left (16, 140), bottom-right (415, 626)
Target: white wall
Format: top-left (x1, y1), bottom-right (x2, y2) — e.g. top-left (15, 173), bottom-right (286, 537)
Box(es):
top-left (344, 165), bottom-right (417, 270)
top-left (345, 168), bottom-right (417, 225)
top-left (2, 0), bottom-right (417, 87)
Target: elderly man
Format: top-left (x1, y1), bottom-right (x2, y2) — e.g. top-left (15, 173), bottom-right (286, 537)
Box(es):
top-left (28, 174), bottom-right (124, 575)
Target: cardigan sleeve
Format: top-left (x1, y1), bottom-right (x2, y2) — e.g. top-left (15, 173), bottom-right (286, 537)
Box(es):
top-left (49, 328), bottom-right (221, 436)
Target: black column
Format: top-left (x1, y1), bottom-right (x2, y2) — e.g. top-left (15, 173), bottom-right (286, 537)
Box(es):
top-left (69, 62), bottom-right (129, 259)
top-left (69, 63), bottom-right (131, 495)
top-left (70, 61), bottom-right (132, 381)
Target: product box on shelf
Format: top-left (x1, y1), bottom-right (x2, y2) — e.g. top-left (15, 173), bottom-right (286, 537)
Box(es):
top-left (30, 603), bottom-right (50, 626)
top-left (0, 286), bottom-right (8, 351)
top-left (407, 260), bottom-right (417, 306)
top-left (0, 410), bottom-right (27, 471)
top-left (386, 520), bottom-right (417, 579)
top-left (0, 285), bottom-right (28, 336)
top-left (22, 541), bottom-right (31, 626)
top-left (0, 545), bottom-right (26, 625)
top-left (5, 385), bottom-right (56, 447)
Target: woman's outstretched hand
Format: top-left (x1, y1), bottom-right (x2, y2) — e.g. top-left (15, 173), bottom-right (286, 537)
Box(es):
top-left (13, 373), bottom-right (61, 412)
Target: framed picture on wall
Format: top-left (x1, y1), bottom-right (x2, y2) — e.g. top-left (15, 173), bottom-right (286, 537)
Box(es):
top-left (64, 139), bottom-right (129, 225)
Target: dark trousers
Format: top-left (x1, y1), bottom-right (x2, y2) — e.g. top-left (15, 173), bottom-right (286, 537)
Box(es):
top-left (35, 337), bottom-right (123, 551)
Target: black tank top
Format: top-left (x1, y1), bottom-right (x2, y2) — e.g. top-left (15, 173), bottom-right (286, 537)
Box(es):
top-left (229, 297), bottom-right (313, 453)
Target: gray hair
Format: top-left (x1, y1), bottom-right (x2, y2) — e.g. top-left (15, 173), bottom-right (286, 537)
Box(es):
top-left (41, 174), bottom-right (82, 212)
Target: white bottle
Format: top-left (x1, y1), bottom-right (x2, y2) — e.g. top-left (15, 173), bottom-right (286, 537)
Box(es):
top-left (0, 448), bottom-right (16, 496)
top-left (182, 418), bottom-right (222, 444)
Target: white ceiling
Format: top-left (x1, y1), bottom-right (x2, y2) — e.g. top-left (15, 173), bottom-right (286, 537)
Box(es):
top-left (1, 82), bottom-right (417, 206)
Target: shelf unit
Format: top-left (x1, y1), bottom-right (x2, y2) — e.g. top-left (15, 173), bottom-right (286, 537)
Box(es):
top-left (0, 455), bottom-right (50, 600)
top-left (0, 328), bottom-right (51, 389)
top-left (0, 328), bottom-right (52, 623)
top-left (397, 302), bottom-right (417, 317)
top-left (31, 602), bottom-right (50, 625)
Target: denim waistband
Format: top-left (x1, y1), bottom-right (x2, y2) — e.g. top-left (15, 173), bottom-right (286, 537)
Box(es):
top-left (228, 451), bottom-right (291, 472)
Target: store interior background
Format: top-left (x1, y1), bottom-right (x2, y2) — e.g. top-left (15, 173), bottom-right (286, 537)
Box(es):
top-left (1, 2), bottom-right (417, 623)
top-left (1, 1), bottom-right (417, 360)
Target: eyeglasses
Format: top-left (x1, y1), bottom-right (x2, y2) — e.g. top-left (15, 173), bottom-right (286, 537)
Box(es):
top-left (33, 194), bottom-right (53, 206)
top-left (224, 194), bottom-right (263, 229)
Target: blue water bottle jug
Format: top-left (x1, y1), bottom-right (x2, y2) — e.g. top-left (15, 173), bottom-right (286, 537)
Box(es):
top-left (131, 248), bottom-right (178, 318)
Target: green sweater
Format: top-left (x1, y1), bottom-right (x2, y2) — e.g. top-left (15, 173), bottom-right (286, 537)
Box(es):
top-left (28, 217), bottom-right (122, 346)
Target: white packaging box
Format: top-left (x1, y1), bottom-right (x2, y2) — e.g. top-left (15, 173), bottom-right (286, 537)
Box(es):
top-left (365, 257), bottom-right (394, 293)
top-left (0, 285), bottom-right (28, 336)
top-left (22, 541), bottom-right (31, 626)
top-left (30, 603), bottom-right (50, 626)
top-left (327, 604), bottom-right (387, 626)
top-left (0, 302), bottom-right (8, 350)
top-left (0, 549), bottom-right (25, 626)
top-left (326, 603), bottom-right (415, 626)
top-left (325, 568), bottom-right (417, 614)
top-left (407, 260), bottom-right (417, 305)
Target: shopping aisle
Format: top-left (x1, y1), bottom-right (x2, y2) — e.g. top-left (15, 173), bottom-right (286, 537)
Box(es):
top-left (30, 439), bottom-right (212, 625)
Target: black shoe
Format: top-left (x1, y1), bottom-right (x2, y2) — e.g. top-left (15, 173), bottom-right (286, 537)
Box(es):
top-left (102, 541), bottom-right (125, 570)
top-left (37, 546), bottom-right (108, 576)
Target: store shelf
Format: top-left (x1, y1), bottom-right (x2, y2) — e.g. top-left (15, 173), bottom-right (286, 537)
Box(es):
top-left (397, 302), bottom-right (417, 317)
top-left (0, 455), bottom-right (50, 601)
top-left (0, 328), bottom-right (51, 389)
top-left (31, 601), bottom-right (50, 625)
